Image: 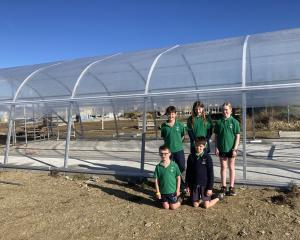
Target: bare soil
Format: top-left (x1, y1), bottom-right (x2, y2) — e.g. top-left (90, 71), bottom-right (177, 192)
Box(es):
top-left (0, 171), bottom-right (300, 240)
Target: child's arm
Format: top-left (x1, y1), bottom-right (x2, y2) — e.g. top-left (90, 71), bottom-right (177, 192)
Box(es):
top-left (214, 122), bottom-right (219, 156)
top-left (214, 134), bottom-right (219, 157)
top-left (154, 178), bottom-right (161, 199)
top-left (232, 133), bottom-right (240, 157)
top-left (176, 176), bottom-right (181, 197)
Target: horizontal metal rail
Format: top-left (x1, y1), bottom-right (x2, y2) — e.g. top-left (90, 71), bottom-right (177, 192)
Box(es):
top-left (1, 82), bottom-right (300, 106)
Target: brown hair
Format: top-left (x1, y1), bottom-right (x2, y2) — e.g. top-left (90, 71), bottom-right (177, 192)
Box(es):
top-left (195, 137), bottom-right (207, 146)
top-left (222, 101), bottom-right (232, 109)
top-left (159, 145), bottom-right (170, 152)
top-left (190, 101), bottom-right (206, 128)
top-left (165, 106), bottom-right (176, 115)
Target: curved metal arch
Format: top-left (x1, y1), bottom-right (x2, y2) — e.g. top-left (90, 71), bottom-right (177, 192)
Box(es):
top-left (241, 35), bottom-right (250, 181)
top-left (181, 54), bottom-right (198, 90)
top-left (13, 62), bottom-right (64, 102)
top-left (242, 35), bottom-right (250, 88)
top-left (71, 53), bottom-right (121, 98)
top-left (144, 45), bottom-right (179, 94)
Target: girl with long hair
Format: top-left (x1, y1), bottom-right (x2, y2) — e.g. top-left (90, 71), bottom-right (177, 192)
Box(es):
top-left (187, 101), bottom-right (213, 154)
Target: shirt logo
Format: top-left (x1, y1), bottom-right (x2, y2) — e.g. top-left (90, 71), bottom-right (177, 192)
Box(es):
top-left (176, 126), bottom-right (180, 131)
top-left (229, 124), bottom-right (233, 129)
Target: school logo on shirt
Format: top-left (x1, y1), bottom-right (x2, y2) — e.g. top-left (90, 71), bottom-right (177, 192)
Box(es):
top-left (170, 167), bottom-right (175, 172)
top-left (176, 126), bottom-right (180, 132)
top-left (229, 124), bottom-right (233, 129)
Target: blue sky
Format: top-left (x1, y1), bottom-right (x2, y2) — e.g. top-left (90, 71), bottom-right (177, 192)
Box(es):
top-left (1, 0), bottom-right (300, 68)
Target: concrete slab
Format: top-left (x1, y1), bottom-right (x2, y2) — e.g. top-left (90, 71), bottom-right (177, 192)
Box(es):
top-left (1, 139), bottom-right (299, 185)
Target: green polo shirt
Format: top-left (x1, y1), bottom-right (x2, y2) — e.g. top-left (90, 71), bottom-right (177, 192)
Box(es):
top-left (161, 120), bottom-right (185, 153)
top-left (154, 161), bottom-right (181, 194)
top-left (187, 115), bottom-right (212, 147)
top-left (214, 116), bottom-right (240, 152)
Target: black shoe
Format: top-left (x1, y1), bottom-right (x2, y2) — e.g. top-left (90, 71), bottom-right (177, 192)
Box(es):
top-left (217, 193), bottom-right (225, 201)
top-left (220, 186), bottom-right (227, 195)
top-left (229, 187), bottom-right (236, 196)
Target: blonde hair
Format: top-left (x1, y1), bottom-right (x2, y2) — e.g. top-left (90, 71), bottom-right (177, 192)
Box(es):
top-left (222, 101), bottom-right (232, 110)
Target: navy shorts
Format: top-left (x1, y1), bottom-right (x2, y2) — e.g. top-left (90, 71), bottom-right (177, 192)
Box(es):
top-left (192, 185), bottom-right (211, 202)
top-left (160, 193), bottom-right (178, 204)
top-left (219, 151), bottom-right (233, 158)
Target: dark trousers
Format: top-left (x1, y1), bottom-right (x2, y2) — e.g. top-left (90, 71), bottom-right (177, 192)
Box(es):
top-left (171, 150), bottom-right (186, 191)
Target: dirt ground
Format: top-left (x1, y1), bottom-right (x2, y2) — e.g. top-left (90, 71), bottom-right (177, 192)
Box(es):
top-left (0, 171), bottom-right (299, 240)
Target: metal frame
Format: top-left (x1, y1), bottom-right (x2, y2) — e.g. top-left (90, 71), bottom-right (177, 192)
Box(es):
top-left (140, 45), bottom-right (180, 172)
top-left (242, 35), bottom-right (250, 180)
top-left (1, 29), bottom-right (300, 187)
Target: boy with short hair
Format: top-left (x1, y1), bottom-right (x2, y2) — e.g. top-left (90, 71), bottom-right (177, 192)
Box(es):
top-left (154, 145), bottom-right (182, 210)
top-left (186, 137), bottom-right (223, 208)
top-left (160, 106), bottom-right (186, 190)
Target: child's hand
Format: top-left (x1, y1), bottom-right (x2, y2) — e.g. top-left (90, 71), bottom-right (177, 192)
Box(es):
top-left (155, 192), bottom-right (161, 200)
top-left (206, 190), bottom-right (213, 196)
top-left (176, 190), bottom-right (181, 197)
top-left (232, 149), bottom-right (237, 157)
top-left (215, 148), bottom-right (219, 157)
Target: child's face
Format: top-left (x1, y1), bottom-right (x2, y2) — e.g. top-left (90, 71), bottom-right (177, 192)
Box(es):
top-left (167, 112), bottom-right (176, 121)
top-left (159, 149), bottom-right (171, 162)
top-left (195, 107), bottom-right (204, 116)
top-left (195, 143), bottom-right (205, 154)
top-left (223, 106), bottom-right (232, 118)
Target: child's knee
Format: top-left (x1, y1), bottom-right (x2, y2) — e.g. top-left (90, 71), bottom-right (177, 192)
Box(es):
top-left (193, 202), bottom-right (200, 208)
top-left (162, 202), bottom-right (170, 209)
top-left (203, 201), bottom-right (210, 209)
top-left (170, 203), bottom-right (180, 210)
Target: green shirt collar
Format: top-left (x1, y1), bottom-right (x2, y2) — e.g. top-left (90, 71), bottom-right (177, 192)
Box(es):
top-left (222, 115), bottom-right (232, 121)
top-left (196, 151), bottom-right (204, 158)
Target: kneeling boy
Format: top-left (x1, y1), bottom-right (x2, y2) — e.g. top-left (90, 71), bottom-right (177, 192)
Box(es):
top-left (154, 145), bottom-right (182, 210)
top-left (186, 137), bottom-right (223, 208)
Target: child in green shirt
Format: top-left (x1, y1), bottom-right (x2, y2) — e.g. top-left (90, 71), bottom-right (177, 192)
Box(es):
top-left (160, 106), bottom-right (186, 190)
top-left (154, 145), bottom-right (182, 210)
top-left (214, 101), bottom-right (240, 196)
top-left (187, 101), bottom-right (213, 154)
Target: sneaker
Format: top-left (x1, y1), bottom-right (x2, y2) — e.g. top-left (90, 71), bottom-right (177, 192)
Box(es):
top-left (220, 186), bottom-right (227, 195)
top-left (229, 187), bottom-right (237, 196)
top-left (218, 193), bottom-right (225, 201)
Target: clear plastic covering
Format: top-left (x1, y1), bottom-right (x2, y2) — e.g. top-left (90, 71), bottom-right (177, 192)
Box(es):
top-left (0, 28), bottom-right (300, 110)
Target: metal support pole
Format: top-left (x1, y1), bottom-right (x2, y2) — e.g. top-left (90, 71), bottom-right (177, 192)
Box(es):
top-left (252, 106), bottom-right (255, 140)
top-left (287, 105), bottom-right (290, 123)
top-left (64, 103), bottom-right (73, 169)
top-left (24, 105), bottom-right (28, 146)
top-left (56, 117), bottom-right (59, 140)
top-left (140, 99), bottom-right (147, 172)
top-left (46, 114), bottom-right (50, 140)
top-left (241, 35), bottom-right (249, 181)
top-left (102, 107), bottom-right (104, 130)
top-left (33, 104), bottom-right (36, 141)
top-left (13, 120), bottom-right (16, 146)
top-left (242, 93), bottom-right (247, 180)
top-left (4, 105), bottom-right (15, 164)
top-left (113, 110), bottom-right (119, 138)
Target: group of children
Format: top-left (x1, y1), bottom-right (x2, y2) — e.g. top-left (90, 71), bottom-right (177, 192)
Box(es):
top-left (154, 101), bottom-right (240, 210)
